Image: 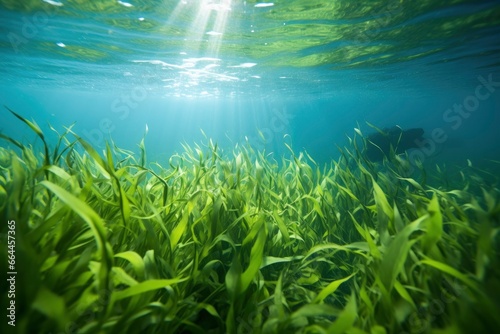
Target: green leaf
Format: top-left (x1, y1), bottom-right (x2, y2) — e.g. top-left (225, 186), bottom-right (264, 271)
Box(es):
top-left (338, 184), bottom-right (359, 202)
top-left (397, 177), bottom-right (425, 193)
top-left (171, 206), bottom-right (190, 250)
top-left (394, 280), bottom-right (416, 310)
top-left (225, 252), bottom-right (242, 300)
top-left (5, 106), bottom-right (50, 167)
top-left (379, 216), bottom-right (425, 291)
top-left (112, 266), bottom-right (139, 287)
top-left (419, 259), bottom-right (478, 291)
top-left (32, 287), bottom-right (67, 327)
top-left (350, 213), bottom-right (381, 260)
top-left (40, 180), bottom-right (113, 291)
top-left (77, 137), bottom-right (112, 178)
top-left (5, 105), bottom-right (44, 139)
top-left (327, 294), bottom-right (357, 333)
top-left (289, 304), bottom-right (339, 322)
top-left (114, 278), bottom-right (187, 300)
top-left (274, 273), bottom-right (285, 319)
top-left (273, 210), bottom-right (290, 243)
top-left (115, 251), bottom-right (145, 279)
top-left (118, 185), bottom-right (131, 226)
top-left (46, 165), bottom-right (72, 182)
top-left (372, 178), bottom-right (394, 244)
top-left (241, 222), bottom-right (267, 292)
top-left (421, 193), bottom-right (443, 253)
top-left (198, 303), bottom-right (221, 319)
top-left (0, 133), bottom-right (23, 148)
top-left (304, 243), bottom-right (352, 261)
top-left (359, 283), bottom-right (373, 314)
top-left (314, 273), bottom-right (355, 304)
top-left (260, 255), bottom-right (303, 269)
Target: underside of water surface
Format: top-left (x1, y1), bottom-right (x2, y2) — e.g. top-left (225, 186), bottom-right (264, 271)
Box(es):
top-left (1, 1), bottom-right (500, 334)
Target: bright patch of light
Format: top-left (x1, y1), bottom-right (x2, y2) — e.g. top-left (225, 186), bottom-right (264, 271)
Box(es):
top-left (183, 61), bottom-right (196, 68)
top-left (138, 17), bottom-right (145, 21)
top-left (205, 3), bottom-right (231, 11)
top-left (255, 3), bottom-right (274, 8)
top-left (43, 0), bottom-right (63, 6)
top-left (145, 0), bottom-right (239, 96)
top-left (183, 57), bottom-right (221, 64)
top-left (56, 42), bottom-right (66, 47)
top-left (133, 60), bottom-right (171, 66)
top-left (228, 63), bottom-right (257, 68)
top-left (117, 1), bottom-right (133, 7)
top-left (133, 58), bottom-right (238, 85)
top-left (204, 63), bottom-right (219, 70)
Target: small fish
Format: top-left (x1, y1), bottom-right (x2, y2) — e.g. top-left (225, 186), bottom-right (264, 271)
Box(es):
top-left (364, 126), bottom-right (424, 161)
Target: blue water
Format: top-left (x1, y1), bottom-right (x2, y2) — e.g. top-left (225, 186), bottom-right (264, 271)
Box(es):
top-left (1, 0), bottom-right (500, 167)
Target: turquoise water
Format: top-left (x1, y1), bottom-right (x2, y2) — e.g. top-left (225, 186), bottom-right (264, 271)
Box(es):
top-left (1, 0), bottom-right (500, 165)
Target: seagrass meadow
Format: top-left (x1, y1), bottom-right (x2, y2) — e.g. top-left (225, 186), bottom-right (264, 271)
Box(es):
top-left (1, 109), bottom-right (500, 334)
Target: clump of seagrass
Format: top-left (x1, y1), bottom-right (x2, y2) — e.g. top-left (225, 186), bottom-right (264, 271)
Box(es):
top-left (0, 107), bottom-right (499, 334)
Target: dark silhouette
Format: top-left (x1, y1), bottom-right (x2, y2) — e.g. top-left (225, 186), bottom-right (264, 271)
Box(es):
top-left (364, 126), bottom-right (424, 161)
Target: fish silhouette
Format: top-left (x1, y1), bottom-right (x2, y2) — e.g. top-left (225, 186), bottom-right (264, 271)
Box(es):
top-left (364, 126), bottom-right (424, 161)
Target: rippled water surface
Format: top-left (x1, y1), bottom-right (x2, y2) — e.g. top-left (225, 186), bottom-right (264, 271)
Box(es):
top-left (1, 0), bottom-right (499, 97)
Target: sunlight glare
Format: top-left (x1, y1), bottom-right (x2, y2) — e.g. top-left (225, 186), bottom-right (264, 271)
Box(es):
top-left (161, 0), bottom-right (234, 95)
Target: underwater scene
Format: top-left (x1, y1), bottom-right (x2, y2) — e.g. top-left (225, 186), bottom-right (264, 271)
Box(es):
top-left (1, 0), bottom-right (500, 333)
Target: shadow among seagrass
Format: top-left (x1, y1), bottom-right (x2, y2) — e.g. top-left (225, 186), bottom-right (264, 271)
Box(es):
top-left (363, 126), bottom-right (425, 162)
